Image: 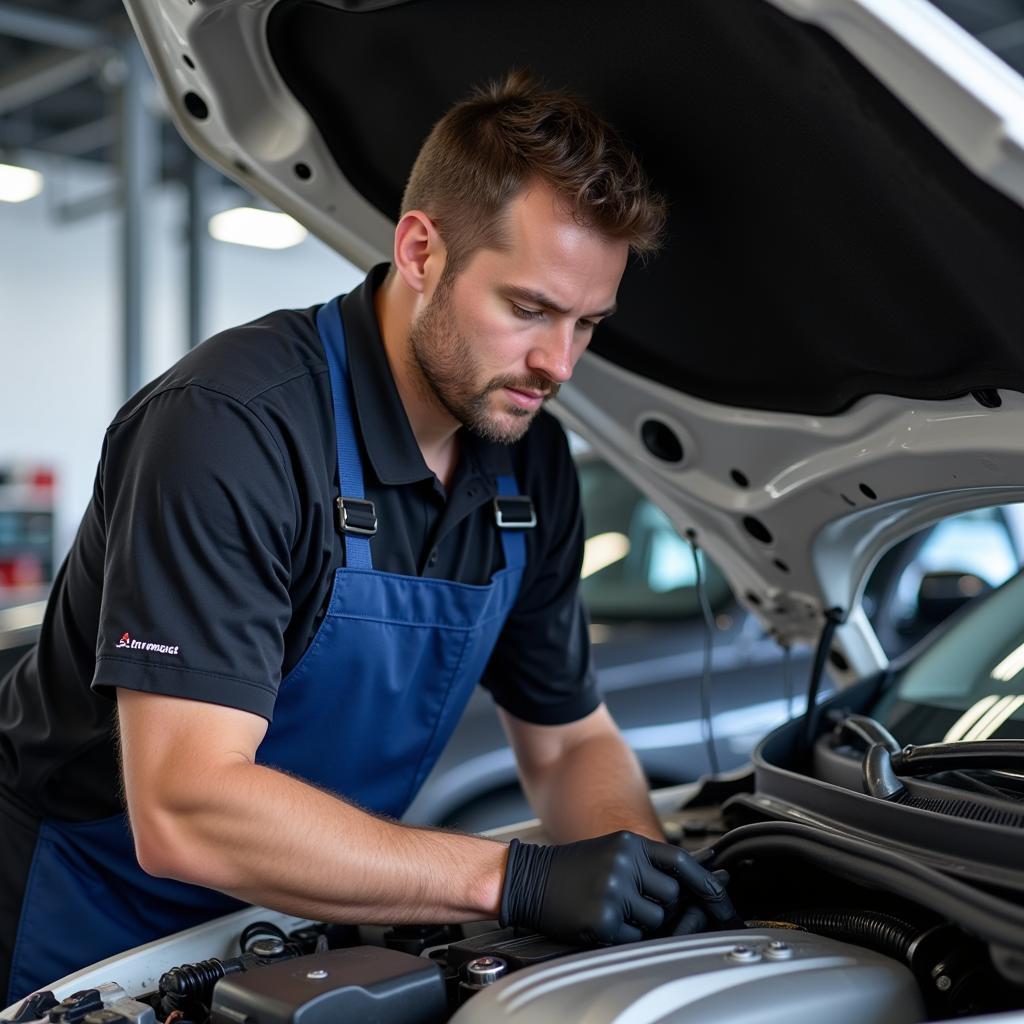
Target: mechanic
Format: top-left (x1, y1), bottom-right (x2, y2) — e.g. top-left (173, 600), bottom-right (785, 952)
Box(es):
top-left (0, 72), bottom-right (734, 1004)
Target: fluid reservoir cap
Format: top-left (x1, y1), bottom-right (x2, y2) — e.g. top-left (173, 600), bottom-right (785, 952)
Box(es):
top-left (727, 945), bottom-right (761, 963)
top-left (463, 956), bottom-right (509, 987)
top-left (251, 937), bottom-right (286, 958)
top-left (764, 941), bottom-right (794, 961)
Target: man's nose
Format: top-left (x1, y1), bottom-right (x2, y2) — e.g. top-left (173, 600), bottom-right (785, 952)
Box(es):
top-left (527, 321), bottom-right (577, 384)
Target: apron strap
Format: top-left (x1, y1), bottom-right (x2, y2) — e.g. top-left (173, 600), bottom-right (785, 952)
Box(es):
top-left (316, 296), bottom-right (373, 570)
top-left (317, 294), bottom-right (530, 576)
top-left (496, 475), bottom-right (527, 571)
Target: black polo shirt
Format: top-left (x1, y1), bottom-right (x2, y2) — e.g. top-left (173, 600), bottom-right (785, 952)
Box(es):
top-left (0, 263), bottom-right (598, 827)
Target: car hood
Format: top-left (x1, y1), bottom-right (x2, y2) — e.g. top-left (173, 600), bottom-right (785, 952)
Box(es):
top-left (125, 0), bottom-right (1024, 675)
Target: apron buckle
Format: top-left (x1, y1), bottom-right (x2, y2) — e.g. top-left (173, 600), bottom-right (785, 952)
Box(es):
top-left (494, 495), bottom-right (536, 529)
top-left (336, 496), bottom-right (378, 536)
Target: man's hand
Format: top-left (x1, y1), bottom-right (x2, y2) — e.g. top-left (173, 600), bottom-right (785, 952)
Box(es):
top-left (499, 830), bottom-right (737, 945)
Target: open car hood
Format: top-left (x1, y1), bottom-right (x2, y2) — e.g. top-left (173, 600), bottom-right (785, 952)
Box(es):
top-left (125, 0), bottom-right (1024, 675)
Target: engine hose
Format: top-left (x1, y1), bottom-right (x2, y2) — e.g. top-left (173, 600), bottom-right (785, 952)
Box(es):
top-left (836, 715), bottom-right (901, 755)
top-left (802, 610), bottom-right (843, 751)
top-left (159, 957), bottom-right (246, 1006)
top-left (747, 909), bottom-right (920, 962)
top-left (239, 920), bottom-right (289, 954)
top-left (708, 821), bottom-right (1024, 952)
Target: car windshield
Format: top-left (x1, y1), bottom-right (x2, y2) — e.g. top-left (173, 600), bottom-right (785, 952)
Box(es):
top-left (877, 566), bottom-right (1024, 744)
top-left (928, 0), bottom-right (1024, 77)
top-left (576, 456), bottom-right (732, 621)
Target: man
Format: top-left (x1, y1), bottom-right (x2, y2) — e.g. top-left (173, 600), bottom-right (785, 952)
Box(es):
top-left (0, 72), bottom-right (733, 1004)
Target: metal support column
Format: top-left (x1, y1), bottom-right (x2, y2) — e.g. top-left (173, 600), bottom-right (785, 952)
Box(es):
top-left (186, 151), bottom-right (212, 349)
top-left (0, 3), bottom-right (111, 49)
top-left (119, 38), bottom-right (158, 399)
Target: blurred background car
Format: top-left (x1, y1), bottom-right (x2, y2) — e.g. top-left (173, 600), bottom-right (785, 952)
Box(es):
top-left (409, 460), bottom-right (1024, 829)
top-left (3, 445), bottom-right (1020, 832)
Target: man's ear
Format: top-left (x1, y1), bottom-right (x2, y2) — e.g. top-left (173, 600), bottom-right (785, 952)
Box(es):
top-left (392, 210), bottom-right (446, 296)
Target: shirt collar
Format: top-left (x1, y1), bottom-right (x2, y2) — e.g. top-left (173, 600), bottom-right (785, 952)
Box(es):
top-left (339, 263), bottom-right (513, 487)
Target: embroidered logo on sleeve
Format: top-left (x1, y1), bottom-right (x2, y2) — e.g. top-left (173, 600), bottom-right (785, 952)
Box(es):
top-left (115, 631), bottom-right (180, 656)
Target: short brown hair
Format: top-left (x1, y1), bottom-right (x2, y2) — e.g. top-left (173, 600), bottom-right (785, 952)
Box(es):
top-left (400, 69), bottom-right (666, 274)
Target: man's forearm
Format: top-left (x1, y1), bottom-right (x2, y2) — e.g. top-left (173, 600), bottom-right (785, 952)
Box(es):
top-left (521, 730), bottom-right (663, 843)
top-left (133, 758), bottom-right (508, 925)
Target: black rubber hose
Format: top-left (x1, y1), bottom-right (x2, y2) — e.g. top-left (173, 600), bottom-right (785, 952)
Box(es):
top-left (864, 742), bottom-right (906, 799)
top-left (837, 715), bottom-right (901, 755)
top-left (239, 920), bottom-right (288, 954)
top-left (159, 953), bottom-right (254, 1007)
top-left (159, 959), bottom-right (229, 998)
top-left (709, 822), bottom-right (1024, 951)
top-left (690, 541), bottom-right (720, 777)
top-left (893, 740), bottom-right (1024, 777)
top-left (749, 909), bottom-right (920, 962)
top-left (802, 609), bottom-right (843, 751)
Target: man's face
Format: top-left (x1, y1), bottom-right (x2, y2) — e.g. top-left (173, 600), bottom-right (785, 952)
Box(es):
top-left (408, 184), bottom-right (629, 444)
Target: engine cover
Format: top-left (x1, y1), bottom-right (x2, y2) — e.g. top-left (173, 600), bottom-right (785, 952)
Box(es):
top-left (449, 928), bottom-right (926, 1024)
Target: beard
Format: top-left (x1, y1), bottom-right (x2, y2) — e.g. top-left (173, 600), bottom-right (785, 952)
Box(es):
top-left (407, 278), bottom-right (559, 445)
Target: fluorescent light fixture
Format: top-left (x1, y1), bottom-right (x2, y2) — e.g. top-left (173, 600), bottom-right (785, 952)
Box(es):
top-left (0, 600), bottom-right (47, 633)
top-left (945, 693), bottom-right (1024, 742)
top-left (992, 641), bottom-right (1024, 682)
top-left (582, 531), bottom-right (630, 580)
top-left (0, 162), bottom-right (43, 203)
top-left (963, 694), bottom-right (1024, 741)
top-left (208, 207), bottom-right (308, 250)
top-left (944, 695), bottom-right (1000, 742)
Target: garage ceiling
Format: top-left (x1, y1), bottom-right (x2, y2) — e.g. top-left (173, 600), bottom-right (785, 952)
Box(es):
top-left (1, 0), bottom-right (1022, 188)
top-left (0, 0), bottom-right (189, 182)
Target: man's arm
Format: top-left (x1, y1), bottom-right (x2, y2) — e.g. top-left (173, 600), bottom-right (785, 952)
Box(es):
top-left (117, 688), bottom-right (507, 923)
top-left (120, 689), bottom-right (734, 944)
top-left (498, 703), bottom-right (664, 843)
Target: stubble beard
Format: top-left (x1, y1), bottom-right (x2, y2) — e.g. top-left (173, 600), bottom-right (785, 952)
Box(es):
top-left (407, 279), bottom-right (559, 445)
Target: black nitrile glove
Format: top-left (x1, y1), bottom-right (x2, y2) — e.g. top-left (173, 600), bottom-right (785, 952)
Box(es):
top-left (666, 870), bottom-right (741, 935)
top-left (499, 830), bottom-right (739, 946)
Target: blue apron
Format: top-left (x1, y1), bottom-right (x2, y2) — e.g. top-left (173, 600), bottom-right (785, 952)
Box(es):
top-left (7, 296), bottom-right (527, 1003)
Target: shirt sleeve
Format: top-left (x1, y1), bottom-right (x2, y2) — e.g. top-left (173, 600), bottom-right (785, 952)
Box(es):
top-left (91, 386), bottom-right (296, 720)
top-left (480, 417), bottom-right (601, 725)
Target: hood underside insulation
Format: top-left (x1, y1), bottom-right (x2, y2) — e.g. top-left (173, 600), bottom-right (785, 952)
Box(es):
top-left (269, 0), bottom-right (1024, 415)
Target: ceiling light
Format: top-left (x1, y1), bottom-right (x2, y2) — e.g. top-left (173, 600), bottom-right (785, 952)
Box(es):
top-left (208, 207), bottom-right (308, 250)
top-left (0, 162), bottom-right (43, 203)
top-left (944, 695), bottom-right (1000, 742)
top-left (963, 694), bottom-right (1024, 741)
top-left (582, 532), bottom-right (630, 580)
top-left (991, 641), bottom-right (1024, 682)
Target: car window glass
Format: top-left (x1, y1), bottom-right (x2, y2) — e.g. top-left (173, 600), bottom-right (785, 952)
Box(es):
top-left (636, 502), bottom-right (696, 593)
top-left (890, 508), bottom-right (1020, 617)
top-left (879, 567), bottom-right (1024, 742)
top-left (577, 457), bottom-right (730, 620)
top-left (926, 1), bottom-right (1024, 79)
top-left (866, 505), bottom-right (1024, 659)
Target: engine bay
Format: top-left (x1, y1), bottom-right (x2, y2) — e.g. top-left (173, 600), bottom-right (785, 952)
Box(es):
top-left (5, 823), bottom-right (1022, 1023)
top-left (5, 704), bottom-right (1024, 1024)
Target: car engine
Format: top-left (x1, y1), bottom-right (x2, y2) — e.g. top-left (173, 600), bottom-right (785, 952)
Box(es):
top-left (4, 920), bottom-right (934, 1024)
top-left (5, 824), bottom-right (1021, 1024)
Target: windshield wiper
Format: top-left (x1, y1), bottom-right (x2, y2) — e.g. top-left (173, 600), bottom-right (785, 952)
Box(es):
top-left (833, 714), bottom-right (1024, 816)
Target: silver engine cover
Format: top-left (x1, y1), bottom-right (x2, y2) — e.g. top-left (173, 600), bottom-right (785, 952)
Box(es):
top-left (449, 928), bottom-right (926, 1024)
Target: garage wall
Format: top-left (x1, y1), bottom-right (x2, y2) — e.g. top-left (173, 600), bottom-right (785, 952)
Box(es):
top-left (0, 154), bottom-right (365, 556)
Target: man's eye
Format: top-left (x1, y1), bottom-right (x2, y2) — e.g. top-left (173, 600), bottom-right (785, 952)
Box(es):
top-left (512, 304), bottom-right (544, 320)
top-left (577, 319), bottom-right (597, 331)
